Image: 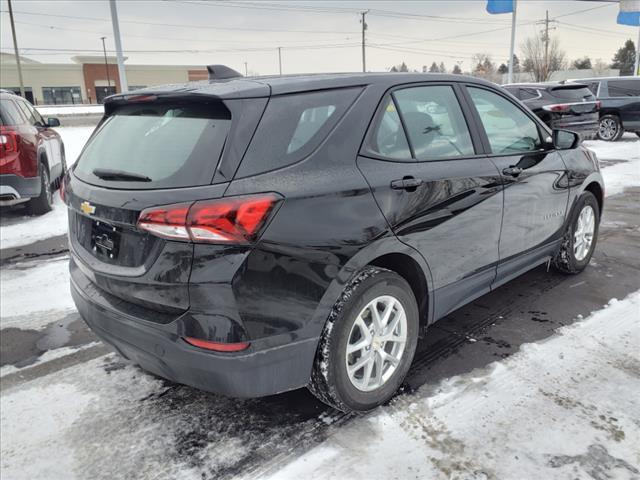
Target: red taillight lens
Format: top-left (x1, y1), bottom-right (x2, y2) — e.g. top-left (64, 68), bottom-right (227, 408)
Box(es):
top-left (137, 193), bottom-right (280, 244)
top-left (137, 202), bottom-right (191, 240)
top-left (183, 336), bottom-right (250, 352)
top-left (60, 177), bottom-right (66, 202)
top-left (0, 130), bottom-right (19, 158)
top-left (595, 100), bottom-right (601, 110)
top-left (543, 103), bottom-right (570, 113)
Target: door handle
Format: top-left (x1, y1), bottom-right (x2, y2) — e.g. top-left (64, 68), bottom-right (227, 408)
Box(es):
top-left (502, 166), bottom-right (523, 177)
top-left (390, 177), bottom-right (423, 190)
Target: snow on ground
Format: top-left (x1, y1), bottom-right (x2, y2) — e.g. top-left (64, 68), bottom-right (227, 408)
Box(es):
top-left (0, 126), bottom-right (94, 249)
top-left (0, 256), bottom-right (75, 326)
top-left (585, 134), bottom-right (640, 197)
top-left (263, 292), bottom-right (640, 480)
top-left (1, 291), bottom-right (638, 480)
top-left (36, 105), bottom-right (104, 116)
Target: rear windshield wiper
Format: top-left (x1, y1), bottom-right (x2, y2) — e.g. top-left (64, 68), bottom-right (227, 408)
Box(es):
top-left (92, 168), bottom-right (152, 182)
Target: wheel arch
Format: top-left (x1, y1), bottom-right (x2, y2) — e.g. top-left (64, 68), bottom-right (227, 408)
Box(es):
top-left (368, 253), bottom-right (430, 328)
top-left (584, 181), bottom-right (604, 215)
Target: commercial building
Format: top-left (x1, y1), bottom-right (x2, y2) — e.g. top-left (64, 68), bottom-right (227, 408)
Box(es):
top-left (0, 53), bottom-right (207, 105)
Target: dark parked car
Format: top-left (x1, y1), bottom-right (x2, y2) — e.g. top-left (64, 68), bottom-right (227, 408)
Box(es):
top-left (0, 89), bottom-right (65, 214)
top-left (503, 82), bottom-right (600, 139)
top-left (65, 68), bottom-right (604, 412)
top-left (569, 77), bottom-right (640, 141)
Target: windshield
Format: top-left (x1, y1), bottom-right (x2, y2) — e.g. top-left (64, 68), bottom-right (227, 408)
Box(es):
top-left (74, 102), bottom-right (230, 189)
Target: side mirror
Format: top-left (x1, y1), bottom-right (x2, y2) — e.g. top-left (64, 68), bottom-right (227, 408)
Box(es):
top-left (47, 117), bottom-right (61, 127)
top-left (552, 129), bottom-right (580, 150)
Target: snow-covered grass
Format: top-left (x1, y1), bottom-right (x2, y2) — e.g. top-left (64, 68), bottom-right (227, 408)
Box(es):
top-left (264, 291), bottom-right (640, 480)
top-left (0, 126), bottom-right (94, 249)
top-left (585, 134), bottom-right (640, 197)
top-left (36, 105), bottom-right (104, 116)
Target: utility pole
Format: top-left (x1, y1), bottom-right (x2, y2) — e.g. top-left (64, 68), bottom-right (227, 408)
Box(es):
top-left (100, 37), bottom-right (111, 88)
top-left (507, 0), bottom-right (517, 83)
top-left (7, 0), bottom-right (25, 99)
top-left (108, 0), bottom-right (128, 92)
top-left (360, 11), bottom-right (368, 73)
top-left (537, 10), bottom-right (556, 81)
top-left (278, 47), bottom-right (282, 76)
top-left (244, 62), bottom-right (248, 76)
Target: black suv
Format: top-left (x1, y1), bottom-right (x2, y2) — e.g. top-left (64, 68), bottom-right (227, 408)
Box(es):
top-left (569, 77), bottom-right (640, 141)
top-left (503, 82), bottom-right (600, 138)
top-left (66, 68), bottom-right (604, 412)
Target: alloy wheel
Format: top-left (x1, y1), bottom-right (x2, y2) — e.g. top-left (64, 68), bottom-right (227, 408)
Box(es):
top-left (598, 118), bottom-right (618, 141)
top-left (345, 295), bottom-right (407, 392)
top-left (574, 204), bottom-right (595, 261)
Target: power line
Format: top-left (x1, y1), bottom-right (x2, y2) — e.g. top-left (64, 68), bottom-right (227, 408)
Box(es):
top-left (3, 10), bottom-right (359, 35)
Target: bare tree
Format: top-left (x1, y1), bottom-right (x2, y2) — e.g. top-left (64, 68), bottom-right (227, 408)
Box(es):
top-left (521, 34), bottom-right (566, 81)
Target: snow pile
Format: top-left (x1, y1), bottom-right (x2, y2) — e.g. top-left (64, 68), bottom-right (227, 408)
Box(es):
top-left (263, 291), bottom-right (640, 480)
top-left (0, 257), bottom-right (75, 323)
top-left (37, 105), bottom-right (104, 116)
top-left (585, 135), bottom-right (640, 197)
top-left (0, 126), bottom-right (93, 249)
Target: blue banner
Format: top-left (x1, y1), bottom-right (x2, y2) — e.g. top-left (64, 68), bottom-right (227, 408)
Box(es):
top-left (618, 0), bottom-right (640, 26)
top-left (617, 11), bottom-right (640, 26)
top-left (486, 0), bottom-right (513, 14)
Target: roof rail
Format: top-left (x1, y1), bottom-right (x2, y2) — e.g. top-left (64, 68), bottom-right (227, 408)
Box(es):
top-left (206, 65), bottom-right (243, 81)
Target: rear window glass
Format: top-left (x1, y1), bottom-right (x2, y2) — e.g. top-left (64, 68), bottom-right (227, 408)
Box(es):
top-left (74, 102), bottom-right (230, 189)
top-left (608, 79), bottom-right (640, 97)
top-left (236, 87), bottom-right (361, 178)
top-left (0, 98), bottom-right (25, 125)
top-left (549, 86), bottom-right (595, 101)
top-left (519, 88), bottom-right (539, 100)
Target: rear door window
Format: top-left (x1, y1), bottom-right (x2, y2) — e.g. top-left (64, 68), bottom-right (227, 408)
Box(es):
top-left (0, 98), bottom-right (26, 126)
top-left (608, 79), bottom-right (640, 97)
top-left (236, 87), bottom-right (361, 178)
top-left (74, 102), bottom-right (231, 189)
top-left (16, 99), bottom-right (45, 126)
top-left (366, 97), bottom-right (412, 160)
top-left (393, 85), bottom-right (475, 160)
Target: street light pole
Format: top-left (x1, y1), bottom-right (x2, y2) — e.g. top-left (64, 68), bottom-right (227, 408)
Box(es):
top-left (7, 0), bottom-right (25, 99)
top-left (278, 47), bottom-right (282, 76)
top-left (108, 0), bottom-right (128, 92)
top-left (100, 37), bottom-right (111, 88)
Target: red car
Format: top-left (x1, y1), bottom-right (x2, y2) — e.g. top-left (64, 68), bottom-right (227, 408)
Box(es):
top-left (0, 89), bottom-right (66, 215)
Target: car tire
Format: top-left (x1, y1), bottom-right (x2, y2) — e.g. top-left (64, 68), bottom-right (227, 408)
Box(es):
top-left (597, 114), bottom-right (623, 142)
top-left (308, 266), bottom-right (419, 412)
top-left (553, 191), bottom-right (600, 274)
top-left (27, 163), bottom-right (53, 216)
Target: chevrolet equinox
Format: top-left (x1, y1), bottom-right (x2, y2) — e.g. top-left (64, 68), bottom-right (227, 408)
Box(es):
top-left (65, 67), bottom-right (604, 412)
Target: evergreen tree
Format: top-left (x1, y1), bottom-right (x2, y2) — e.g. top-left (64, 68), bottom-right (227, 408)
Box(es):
top-left (611, 39), bottom-right (636, 76)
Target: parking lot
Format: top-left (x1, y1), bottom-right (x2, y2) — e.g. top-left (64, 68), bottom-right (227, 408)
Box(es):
top-left (1, 128), bottom-right (638, 479)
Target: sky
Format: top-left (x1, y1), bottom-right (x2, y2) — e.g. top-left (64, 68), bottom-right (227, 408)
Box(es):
top-left (0, 0), bottom-right (636, 74)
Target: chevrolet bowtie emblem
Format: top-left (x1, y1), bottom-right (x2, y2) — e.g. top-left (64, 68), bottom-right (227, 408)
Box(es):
top-left (80, 201), bottom-right (96, 215)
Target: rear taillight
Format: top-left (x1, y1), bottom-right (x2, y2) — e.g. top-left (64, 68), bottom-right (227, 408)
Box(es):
top-left (137, 193), bottom-right (281, 244)
top-left (595, 100), bottom-right (601, 110)
top-left (0, 130), bottom-right (19, 157)
top-left (542, 103), bottom-right (571, 113)
top-left (60, 176), bottom-right (66, 202)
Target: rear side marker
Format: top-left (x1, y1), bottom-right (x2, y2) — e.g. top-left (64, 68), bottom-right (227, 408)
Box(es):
top-left (183, 337), bottom-right (250, 352)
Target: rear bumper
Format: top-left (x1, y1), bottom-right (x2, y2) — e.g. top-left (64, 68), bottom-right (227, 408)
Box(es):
top-left (549, 118), bottom-right (599, 137)
top-left (70, 259), bottom-right (319, 398)
top-left (0, 174), bottom-right (40, 204)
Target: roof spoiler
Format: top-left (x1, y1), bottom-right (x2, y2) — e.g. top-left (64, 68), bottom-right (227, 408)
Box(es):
top-left (207, 65), bottom-right (243, 81)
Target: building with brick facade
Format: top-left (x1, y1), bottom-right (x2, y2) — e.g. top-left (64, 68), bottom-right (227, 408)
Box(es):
top-left (0, 53), bottom-right (207, 105)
